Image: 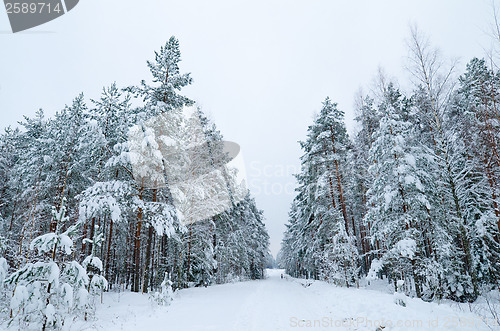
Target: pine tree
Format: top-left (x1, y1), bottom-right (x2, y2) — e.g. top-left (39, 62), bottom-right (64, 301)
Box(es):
top-left (5, 200), bottom-right (89, 329)
top-left (280, 98), bottom-right (359, 285)
top-left (365, 85), bottom-right (436, 298)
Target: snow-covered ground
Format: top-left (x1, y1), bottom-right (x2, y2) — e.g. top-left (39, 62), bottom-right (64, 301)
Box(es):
top-left (63, 269), bottom-right (495, 331)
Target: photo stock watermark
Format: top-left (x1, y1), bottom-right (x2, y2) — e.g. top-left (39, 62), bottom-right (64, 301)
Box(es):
top-left (248, 161), bottom-right (298, 196)
top-left (289, 315), bottom-right (499, 329)
top-left (3, 0), bottom-right (79, 33)
top-left (128, 105), bottom-right (247, 226)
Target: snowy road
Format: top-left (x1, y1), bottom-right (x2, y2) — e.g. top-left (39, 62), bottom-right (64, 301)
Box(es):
top-left (92, 269), bottom-right (493, 331)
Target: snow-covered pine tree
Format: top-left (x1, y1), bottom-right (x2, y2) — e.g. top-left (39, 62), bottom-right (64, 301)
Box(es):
top-left (348, 94), bottom-right (380, 273)
top-left (280, 98), bottom-right (359, 285)
top-left (82, 225), bottom-right (108, 306)
top-left (151, 272), bottom-right (174, 305)
top-left (365, 85), bottom-right (438, 298)
top-left (122, 36), bottom-right (193, 292)
top-left (447, 58), bottom-right (500, 294)
top-left (406, 29), bottom-right (498, 301)
top-left (0, 127), bottom-right (20, 268)
top-left (5, 199), bottom-right (89, 330)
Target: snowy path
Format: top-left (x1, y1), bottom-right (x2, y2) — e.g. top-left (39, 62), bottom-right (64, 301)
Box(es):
top-left (91, 270), bottom-right (493, 331)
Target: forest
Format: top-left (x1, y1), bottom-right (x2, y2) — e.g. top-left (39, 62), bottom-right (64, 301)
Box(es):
top-left (0, 37), bottom-right (270, 328)
top-left (279, 27), bottom-right (500, 303)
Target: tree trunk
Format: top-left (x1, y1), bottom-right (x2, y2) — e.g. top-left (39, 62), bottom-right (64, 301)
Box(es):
top-left (186, 226), bottom-right (192, 283)
top-left (105, 218), bottom-right (113, 282)
top-left (133, 187), bottom-right (144, 293)
top-left (330, 127), bottom-right (349, 233)
top-left (89, 217), bottom-right (95, 256)
top-left (142, 225), bottom-right (154, 293)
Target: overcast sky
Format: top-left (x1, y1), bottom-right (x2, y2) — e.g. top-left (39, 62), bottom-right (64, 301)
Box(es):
top-left (0, 0), bottom-right (497, 256)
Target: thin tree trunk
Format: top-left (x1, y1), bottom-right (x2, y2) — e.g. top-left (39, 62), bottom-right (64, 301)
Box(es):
top-left (143, 189), bottom-right (157, 292)
top-left (330, 127), bottom-right (349, 232)
top-left (105, 218), bottom-right (113, 281)
top-left (186, 226), bottom-right (192, 283)
top-left (142, 225), bottom-right (154, 293)
top-left (133, 187), bottom-right (144, 293)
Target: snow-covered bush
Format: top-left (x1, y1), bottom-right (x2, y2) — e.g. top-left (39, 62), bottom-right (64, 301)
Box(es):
top-left (82, 225), bottom-right (108, 305)
top-left (394, 279), bottom-right (407, 307)
top-left (151, 273), bottom-right (174, 306)
top-left (366, 258), bottom-right (384, 282)
top-left (319, 222), bottom-right (360, 288)
top-left (4, 200), bottom-right (91, 329)
top-left (0, 256), bottom-right (8, 289)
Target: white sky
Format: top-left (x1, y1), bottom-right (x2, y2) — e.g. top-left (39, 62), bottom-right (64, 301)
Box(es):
top-left (0, 0), bottom-right (497, 256)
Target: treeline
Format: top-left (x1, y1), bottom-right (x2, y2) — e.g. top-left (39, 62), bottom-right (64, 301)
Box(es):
top-left (279, 29), bottom-right (500, 302)
top-left (0, 36), bottom-right (269, 317)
